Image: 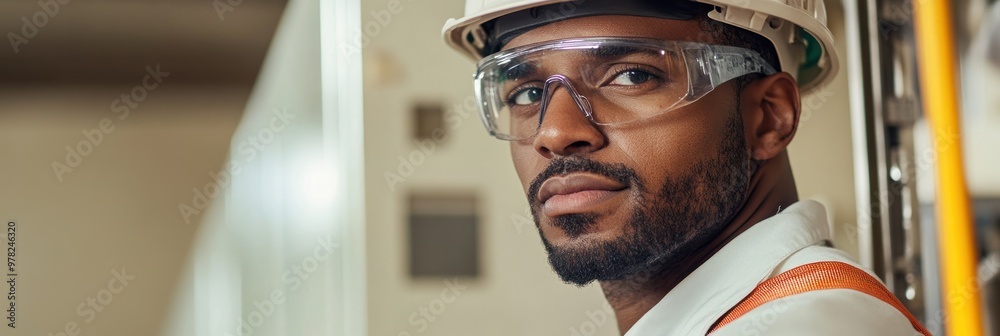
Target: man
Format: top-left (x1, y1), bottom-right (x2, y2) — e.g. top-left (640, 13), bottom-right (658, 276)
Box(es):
top-left (441, 0), bottom-right (930, 335)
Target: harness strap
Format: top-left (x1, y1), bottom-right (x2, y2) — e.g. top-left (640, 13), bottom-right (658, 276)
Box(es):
top-left (708, 261), bottom-right (931, 335)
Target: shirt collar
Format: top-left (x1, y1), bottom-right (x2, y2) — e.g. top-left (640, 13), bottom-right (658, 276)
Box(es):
top-left (624, 200), bottom-right (831, 336)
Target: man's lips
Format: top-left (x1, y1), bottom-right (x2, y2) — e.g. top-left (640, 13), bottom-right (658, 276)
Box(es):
top-left (537, 173), bottom-right (628, 217)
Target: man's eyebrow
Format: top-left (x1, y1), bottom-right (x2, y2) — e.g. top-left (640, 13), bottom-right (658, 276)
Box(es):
top-left (504, 62), bottom-right (538, 80)
top-left (582, 45), bottom-right (661, 59)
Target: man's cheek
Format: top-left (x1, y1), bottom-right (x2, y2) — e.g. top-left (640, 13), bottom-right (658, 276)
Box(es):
top-left (510, 146), bottom-right (542, 192)
top-left (513, 164), bottom-right (534, 194)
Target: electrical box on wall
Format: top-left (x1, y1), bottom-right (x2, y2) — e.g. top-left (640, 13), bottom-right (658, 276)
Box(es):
top-left (408, 193), bottom-right (479, 278)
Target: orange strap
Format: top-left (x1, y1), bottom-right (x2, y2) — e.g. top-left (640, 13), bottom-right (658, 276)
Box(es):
top-left (708, 261), bottom-right (930, 335)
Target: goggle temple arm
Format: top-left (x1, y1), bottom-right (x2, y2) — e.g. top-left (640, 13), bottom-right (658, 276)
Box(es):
top-left (682, 44), bottom-right (779, 99)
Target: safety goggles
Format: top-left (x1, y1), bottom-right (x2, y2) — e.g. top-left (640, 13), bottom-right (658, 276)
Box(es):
top-left (473, 37), bottom-right (777, 141)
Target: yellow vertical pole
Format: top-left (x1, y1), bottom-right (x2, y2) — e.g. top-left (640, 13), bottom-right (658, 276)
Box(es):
top-left (913, 0), bottom-right (983, 335)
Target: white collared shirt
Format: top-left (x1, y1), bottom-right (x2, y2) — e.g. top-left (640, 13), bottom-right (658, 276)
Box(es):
top-left (624, 200), bottom-right (922, 336)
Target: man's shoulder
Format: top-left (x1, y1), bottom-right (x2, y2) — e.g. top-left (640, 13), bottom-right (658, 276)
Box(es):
top-left (711, 245), bottom-right (921, 336)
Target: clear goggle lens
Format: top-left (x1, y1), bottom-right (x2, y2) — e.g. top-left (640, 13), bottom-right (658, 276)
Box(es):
top-left (473, 37), bottom-right (777, 141)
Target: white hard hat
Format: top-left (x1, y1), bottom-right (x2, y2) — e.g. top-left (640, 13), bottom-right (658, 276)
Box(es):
top-left (442, 0), bottom-right (839, 94)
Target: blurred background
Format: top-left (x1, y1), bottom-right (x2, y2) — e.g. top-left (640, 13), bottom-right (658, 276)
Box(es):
top-left (0, 0), bottom-right (998, 335)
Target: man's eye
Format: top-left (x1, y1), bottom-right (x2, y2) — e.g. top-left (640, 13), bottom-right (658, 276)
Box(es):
top-left (509, 87), bottom-right (543, 106)
top-left (609, 70), bottom-right (654, 86)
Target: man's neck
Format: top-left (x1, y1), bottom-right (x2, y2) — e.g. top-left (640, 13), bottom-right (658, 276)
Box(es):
top-left (600, 151), bottom-right (799, 334)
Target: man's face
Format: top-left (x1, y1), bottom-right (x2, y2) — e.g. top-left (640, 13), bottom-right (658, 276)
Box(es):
top-left (504, 15), bottom-right (753, 285)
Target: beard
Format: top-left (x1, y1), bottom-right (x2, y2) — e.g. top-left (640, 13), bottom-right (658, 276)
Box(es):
top-left (527, 110), bottom-right (751, 286)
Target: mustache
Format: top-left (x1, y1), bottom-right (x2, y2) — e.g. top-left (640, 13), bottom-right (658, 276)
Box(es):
top-left (527, 156), bottom-right (643, 208)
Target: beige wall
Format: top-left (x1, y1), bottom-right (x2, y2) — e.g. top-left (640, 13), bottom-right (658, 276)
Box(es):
top-left (0, 87), bottom-right (246, 335)
top-left (363, 2), bottom-right (859, 336)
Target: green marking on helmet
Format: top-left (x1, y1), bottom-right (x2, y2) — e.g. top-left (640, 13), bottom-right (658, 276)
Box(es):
top-left (800, 28), bottom-right (822, 73)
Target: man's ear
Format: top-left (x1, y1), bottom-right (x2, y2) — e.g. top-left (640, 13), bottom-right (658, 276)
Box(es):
top-left (740, 72), bottom-right (801, 161)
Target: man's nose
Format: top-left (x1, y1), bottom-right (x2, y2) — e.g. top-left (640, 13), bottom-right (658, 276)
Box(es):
top-left (532, 87), bottom-right (606, 158)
